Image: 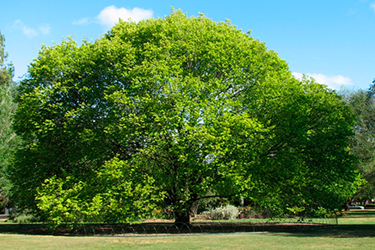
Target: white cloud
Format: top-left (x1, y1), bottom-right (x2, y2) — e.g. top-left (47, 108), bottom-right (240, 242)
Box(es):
top-left (13, 20), bottom-right (51, 38)
top-left (292, 72), bottom-right (353, 90)
top-left (371, 3), bottom-right (375, 12)
top-left (97, 6), bottom-right (153, 28)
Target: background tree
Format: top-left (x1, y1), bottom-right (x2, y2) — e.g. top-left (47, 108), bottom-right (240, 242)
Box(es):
top-left (341, 80), bottom-right (375, 205)
top-left (0, 31), bottom-right (18, 210)
top-left (11, 10), bottom-right (359, 224)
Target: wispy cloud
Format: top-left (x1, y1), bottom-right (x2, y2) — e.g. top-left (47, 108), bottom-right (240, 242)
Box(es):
top-left (73, 6), bottom-right (153, 28)
top-left (13, 20), bottom-right (37, 38)
top-left (39, 23), bottom-right (51, 35)
top-left (72, 17), bottom-right (92, 26)
top-left (371, 2), bottom-right (375, 12)
top-left (13, 20), bottom-right (51, 38)
top-left (292, 72), bottom-right (353, 90)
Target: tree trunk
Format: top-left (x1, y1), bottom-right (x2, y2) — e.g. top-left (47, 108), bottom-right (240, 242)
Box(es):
top-left (174, 211), bottom-right (191, 225)
top-left (344, 199), bottom-right (350, 211)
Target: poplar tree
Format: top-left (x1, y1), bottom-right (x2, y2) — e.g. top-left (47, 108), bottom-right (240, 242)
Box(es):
top-left (0, 32), bottom-right (17, 209)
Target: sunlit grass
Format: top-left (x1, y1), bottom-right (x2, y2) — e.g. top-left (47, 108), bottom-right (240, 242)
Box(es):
top-left (0, 210), bottom-right (374, 249)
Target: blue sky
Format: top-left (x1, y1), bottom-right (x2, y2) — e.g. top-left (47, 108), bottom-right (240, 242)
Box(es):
top-left (1, 0), bottom-right (374, 90)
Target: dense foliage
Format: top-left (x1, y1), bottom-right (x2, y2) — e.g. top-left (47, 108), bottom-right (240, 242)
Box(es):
top-left (0, 32), bottom-right (18, 210)
top-left (341, 81), bottom-right (375, 204)
top-left (10, 10), bottom-right (358, 225)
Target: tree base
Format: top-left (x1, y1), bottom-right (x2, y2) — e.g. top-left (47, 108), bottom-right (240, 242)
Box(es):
top-left (174, 212), bottom-right (191, 225)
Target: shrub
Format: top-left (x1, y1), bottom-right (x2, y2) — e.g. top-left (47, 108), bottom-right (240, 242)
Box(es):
top-left (152, 207), bottom-right (174, 220)
top-left (202, 205), bottom-right (239, 220)
top-left (239, 206), bottom-right (257, 219)
top-left (10, 209), bottom-right (40, 223)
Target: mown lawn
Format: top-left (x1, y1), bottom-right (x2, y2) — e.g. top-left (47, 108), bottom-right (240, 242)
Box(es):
top-left (0, 210), bottom-right (374, 250)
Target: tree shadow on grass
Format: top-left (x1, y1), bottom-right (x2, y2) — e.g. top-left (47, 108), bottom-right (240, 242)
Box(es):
top-left (1, 222), bottom-right (374, 238)
top-left (0, 224), bottom-right (26, 234)
top-left (284, 224), bottom-right (375, 238)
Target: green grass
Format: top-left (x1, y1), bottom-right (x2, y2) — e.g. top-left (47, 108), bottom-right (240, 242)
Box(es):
top-left (0, 211), bottom-right (374, 249)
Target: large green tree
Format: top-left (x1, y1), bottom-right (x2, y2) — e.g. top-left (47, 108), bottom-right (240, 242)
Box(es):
top-left (11, 10), bottom-right (358, 225)
top-left (0, 31), bottom-right (17, 209)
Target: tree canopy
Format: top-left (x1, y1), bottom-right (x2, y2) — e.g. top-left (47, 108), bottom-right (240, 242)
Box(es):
top-left (10, 10), bottom-right (359, 225)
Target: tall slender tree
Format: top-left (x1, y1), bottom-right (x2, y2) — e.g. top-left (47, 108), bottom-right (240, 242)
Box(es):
top-left (0, 31), bottom-right (17, 209)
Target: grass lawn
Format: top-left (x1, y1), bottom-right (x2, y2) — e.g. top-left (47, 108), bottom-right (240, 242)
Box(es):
top-left (0, 210), bottom-right (374, 250)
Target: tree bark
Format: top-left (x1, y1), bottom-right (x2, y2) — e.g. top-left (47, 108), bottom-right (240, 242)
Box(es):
top-left (344, 199), bottom-right (350, 211)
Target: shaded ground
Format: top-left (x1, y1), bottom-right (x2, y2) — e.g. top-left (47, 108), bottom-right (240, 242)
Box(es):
top-left (0, 221), bottom-right (336, 236)
top-left (0, 209), bottom-right (373, 237)
top-left (285, 224), bottom-right (375, 238)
